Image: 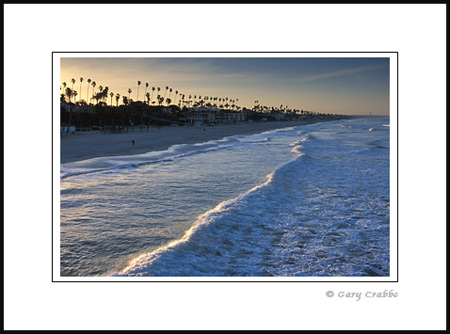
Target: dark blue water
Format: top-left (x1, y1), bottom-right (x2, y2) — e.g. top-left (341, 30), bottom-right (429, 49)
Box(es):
top-left (60, 117), bottom-right (390, 277)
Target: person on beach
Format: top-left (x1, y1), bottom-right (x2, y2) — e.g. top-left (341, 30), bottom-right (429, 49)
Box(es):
top-left (132, 140), bottom-right (135, 145)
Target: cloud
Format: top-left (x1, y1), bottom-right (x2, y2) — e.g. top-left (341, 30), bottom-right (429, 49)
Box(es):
top-left (294, 63), bottom-right (388, 83)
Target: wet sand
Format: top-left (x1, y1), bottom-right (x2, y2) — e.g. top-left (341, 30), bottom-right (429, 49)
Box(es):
top-left (60, 121), bottom-right (319, 164)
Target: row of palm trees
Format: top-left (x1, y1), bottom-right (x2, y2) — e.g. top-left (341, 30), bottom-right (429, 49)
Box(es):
top-left (61, 78), bottom-right (338, 118)
top-left (60, 78), bottom-right (241, 111)
top-left (252, 101), bottom-right (298, 114)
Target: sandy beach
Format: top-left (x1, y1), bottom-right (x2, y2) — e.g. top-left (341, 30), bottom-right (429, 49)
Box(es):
top-left (60, 120), bottom-right (320, 164)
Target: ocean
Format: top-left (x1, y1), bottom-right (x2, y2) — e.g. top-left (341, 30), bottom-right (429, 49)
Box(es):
top-left (60, 117), bottom-right (390, 277)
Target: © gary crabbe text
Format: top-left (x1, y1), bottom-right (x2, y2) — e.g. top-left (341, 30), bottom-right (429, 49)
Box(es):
top-left (327, 290), bottom-right (399, 301)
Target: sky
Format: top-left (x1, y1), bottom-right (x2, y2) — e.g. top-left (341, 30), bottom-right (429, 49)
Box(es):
top-left (60, 56), bottom-right (390, 115)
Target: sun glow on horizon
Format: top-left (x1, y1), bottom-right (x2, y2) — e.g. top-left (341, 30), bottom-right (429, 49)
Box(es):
top-left (59, 56), bottom-right (390, 116)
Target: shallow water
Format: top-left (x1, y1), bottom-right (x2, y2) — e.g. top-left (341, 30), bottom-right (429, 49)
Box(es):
top-left (60, 117), bottom-right (390, 277)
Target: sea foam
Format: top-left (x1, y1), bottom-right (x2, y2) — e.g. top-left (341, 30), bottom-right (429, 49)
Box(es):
top-left (60, 118), bottom-right (390, 277)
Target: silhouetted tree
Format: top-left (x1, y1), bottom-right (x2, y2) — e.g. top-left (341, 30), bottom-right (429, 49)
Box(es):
top-left (144, 82), bottom-right (149, 103)
top-left (93, 92), bottom-right (101, 105)
top-left (79, 77), bottom-right (83, 102)
top-left (137, 81), bottom-right (141, 101)
top-left (99, 85), bottom-right (103, 101)
top-left (86, 79), bottom-right (91, 104)
top-left (103, 86), bottom-right (109, 103)
top-left (91, 81), bottom-right (96, 102)
top-left (65, 87), bottom-right (74, 103)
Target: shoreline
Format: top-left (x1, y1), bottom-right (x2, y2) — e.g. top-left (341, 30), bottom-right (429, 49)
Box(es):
top-left (60, 120), bottom-right (326, 164)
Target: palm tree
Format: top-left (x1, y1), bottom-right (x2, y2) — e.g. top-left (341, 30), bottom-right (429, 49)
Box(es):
top-left (110, 92), bottom-right (114, 106)
top-left (151, 87), bottom-right (155, 105)
top-left (65, 87), bottom-right (74, 103)
top-left (91, 81), bottom-right (96, 102)
top-left (64, 89), bottom-right (75, 137)
top-left (102, 86), bottom-right (108, 104)
top-left (86, 79), bottom-right (91, 104)
top-left (79, 77), bottom-right (83, 102)
top-left (165, 88), bottom-right (172, 106)
top-left (71, 78), bottom-right (76, 90)
top-left (145, 92), bottom-right (150, 105)
top-left (137, 81), bottom-right (141, 101)
top-left (174, 90), bottom-right (179, 104)
top-left (61, 82), bottom-right (67, 99)
top-left (144, 82), bottom-right (149, 104)
top-left (92, 92), bottom-right (101, 105)
top-left (98, 86), bottom-right (103, 105)
top-left (128, 88), bottom-right (132, 100)
top-left (115, 93), bottom-right (121, 107)
top-left (254, 100), bottom-right (259, 111)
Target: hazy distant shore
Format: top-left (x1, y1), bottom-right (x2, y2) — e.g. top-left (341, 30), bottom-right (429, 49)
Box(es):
top-left (60, 120), bottom-right (325, 164)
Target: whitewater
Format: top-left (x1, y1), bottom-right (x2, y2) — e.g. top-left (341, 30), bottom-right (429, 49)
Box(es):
top-left (60, 117), bottom-right (390, 277)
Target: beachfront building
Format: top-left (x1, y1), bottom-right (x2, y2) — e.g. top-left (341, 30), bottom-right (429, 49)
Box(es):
top-left (212, 109), bottom-right (247, 124)
top-left (182, 107), bottom-right (247, 125)
top-left (182, 108), bottom-right (214, 125)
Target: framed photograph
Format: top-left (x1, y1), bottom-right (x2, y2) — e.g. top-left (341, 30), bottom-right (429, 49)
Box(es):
top-left (5, 4), bottom-right (445, 330)
top-left (53, 52), bottom-right (397, 282)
